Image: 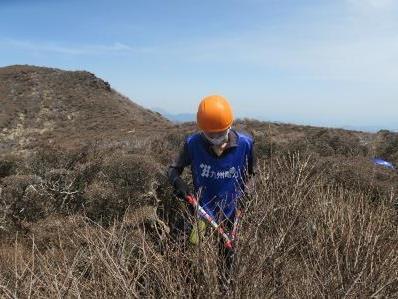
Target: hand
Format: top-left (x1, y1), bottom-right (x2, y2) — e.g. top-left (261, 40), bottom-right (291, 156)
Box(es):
top-left (173, 177), bottom-right (190, 200)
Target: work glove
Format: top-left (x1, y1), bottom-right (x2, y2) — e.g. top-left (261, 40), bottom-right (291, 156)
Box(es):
top-left (189, 219), bottom-right (207, 246)
top-left (173, 177), bottom-right (190, 200)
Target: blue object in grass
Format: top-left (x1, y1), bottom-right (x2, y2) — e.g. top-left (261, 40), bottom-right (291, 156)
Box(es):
top-left (372, 158), bottom-right (395, 170)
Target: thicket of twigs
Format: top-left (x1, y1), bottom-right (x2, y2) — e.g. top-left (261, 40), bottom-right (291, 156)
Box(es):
top-left (2, 66), bottom-right (398, 297)
top-left (1, 147), bottom-right (397, 297)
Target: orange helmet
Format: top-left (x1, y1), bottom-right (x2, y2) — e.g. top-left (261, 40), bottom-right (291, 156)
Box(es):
top-left (197, 95), bottom-right (234, 133)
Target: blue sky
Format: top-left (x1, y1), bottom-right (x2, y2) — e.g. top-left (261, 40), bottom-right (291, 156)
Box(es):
top-left (1, 0), bottom-right (398, 130)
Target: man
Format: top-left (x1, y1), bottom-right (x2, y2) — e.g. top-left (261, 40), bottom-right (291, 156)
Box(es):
top-left (167, 95), bottom-right (255, 249)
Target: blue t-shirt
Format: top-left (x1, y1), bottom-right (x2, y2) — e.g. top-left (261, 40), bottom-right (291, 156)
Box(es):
top-left (186, 130), bottom-right (254, 220)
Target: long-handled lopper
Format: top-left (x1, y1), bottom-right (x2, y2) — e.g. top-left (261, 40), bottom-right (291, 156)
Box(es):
top-left (230, 209), bottom-right (241, 242)
top-left (185, 195), bottom-right (236, 249)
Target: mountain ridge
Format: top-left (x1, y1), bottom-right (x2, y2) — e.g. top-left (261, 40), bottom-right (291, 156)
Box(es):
top-left (0, 65), bottom-right (172, 154)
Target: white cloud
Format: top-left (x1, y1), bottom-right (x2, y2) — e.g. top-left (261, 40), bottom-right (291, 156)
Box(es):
top-left (156, 1), bottom-right (398, 85)
top-left (162, 31), bottom-right (398, 85)
top-left (347, 0), bottom-right (395, 9)
top-left (0, 39), bottom-right (151, 55)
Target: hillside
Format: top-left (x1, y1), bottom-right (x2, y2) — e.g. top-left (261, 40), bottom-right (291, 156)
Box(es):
top-left (0, 65), bottom-right (397, 297)
top-left (0, 65), bottom-right (172, 154)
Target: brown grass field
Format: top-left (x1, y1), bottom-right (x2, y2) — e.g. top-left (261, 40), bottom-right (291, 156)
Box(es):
top-left (0, 66), bottom-right (397, 297)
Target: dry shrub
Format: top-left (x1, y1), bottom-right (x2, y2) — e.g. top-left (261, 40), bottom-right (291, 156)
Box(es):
top-left (300, 129), bottom-right (368, 157)
top-left (23, 147), bottom-right (61, 177)
top-left (0, 163), bottom-right (92, 232)
top-left (27, 215), bottom-right (87, 251)
top-left (0, 168), bottom-right (87, 230)
top-left (83, 180), bottom-right (120, 224)
top-left (0, 236), bottom-right (34, 298)
top-left (319, 156), bottom-right (398, 200)
top-left (82, 152), bottom-right (165, 225)
top-left (235, 154), bottom-right (397, 297)
top-left (0, 157), bottom-right (18, 179)
top-left (41, 168), bottom-right (83, 211)
top-left (147, 131), bottom-right (187, 165)
top-left (1, 153), bottom-right (397, 298)
top-left (0, 175), bottom-right (51, 224)
top-left (375, 130), bottom-right (398, 163)
top-left (298, 187), bottom-right (397, 297)
top-left (250, 133), bottom-right (276, 159)
top-left (0, 147), bottom-right (168, 230)
top-left (75, 160), bottom-right (102, 187)
top-left (101, 152), bottom-right (163, 195)
top-left (21, 143), bottom-right (101, 177)
top-left (0, 214), bottom-right (226, 297)
top-left (1, 134), bottom-right (198, 244)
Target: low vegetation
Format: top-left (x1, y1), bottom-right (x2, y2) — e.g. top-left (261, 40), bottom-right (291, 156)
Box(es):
top-left (0, 66), bottom-right (397, 297)
top-left (1, 128), bottom-right (397, 297)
